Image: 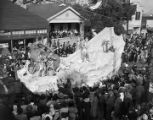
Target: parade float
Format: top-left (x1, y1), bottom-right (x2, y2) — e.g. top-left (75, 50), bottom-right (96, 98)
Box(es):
top-left (17, 27), bottom-right (125, 93)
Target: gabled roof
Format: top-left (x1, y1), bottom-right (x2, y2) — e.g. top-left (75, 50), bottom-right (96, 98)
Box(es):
top-left (142, 14), bottom-right (153, 20)
top-left (0, 0), bottom-right (48, 31)
top-left (143, 8), bottom-right (153, 17)
top-left (27, 2), bottom-right (85, 21)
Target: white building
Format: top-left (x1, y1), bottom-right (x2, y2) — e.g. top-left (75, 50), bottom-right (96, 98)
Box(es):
top-left (127, 0), bottom-right (143, 34)
top-left (142, 7), bottom-right (153, 31)
top-left (141, 14), bottom-right (153, 33)
top-left (27, 3), bottom-right (85, 43)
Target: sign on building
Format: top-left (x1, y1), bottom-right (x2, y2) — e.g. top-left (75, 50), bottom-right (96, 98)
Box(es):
top-left (146, 20), bottom-right (153, 28)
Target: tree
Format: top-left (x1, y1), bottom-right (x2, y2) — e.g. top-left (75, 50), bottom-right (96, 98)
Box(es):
top-left (72, 4), bottom-right (105, 38)
top-left (73, 0), bottom-right (136, 35)
top-left (94, 0), bottom-right (136, 34)
top-left (122, 1), bottom-right (137, 33)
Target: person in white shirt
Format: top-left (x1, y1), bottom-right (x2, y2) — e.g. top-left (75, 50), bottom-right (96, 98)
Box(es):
top-left (81, 38), bottom-right (89, 62)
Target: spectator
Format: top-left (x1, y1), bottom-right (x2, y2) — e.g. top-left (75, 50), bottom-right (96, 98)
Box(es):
top-left (68, 101), bottom-right (78, 120)
top-left (15, 105), bottom-right (28, 120)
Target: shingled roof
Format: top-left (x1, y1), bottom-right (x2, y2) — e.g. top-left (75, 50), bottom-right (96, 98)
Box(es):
top-left (27, 2), bottom-right (85, 21)
top-left (0, 0), bottom-right (48, 31)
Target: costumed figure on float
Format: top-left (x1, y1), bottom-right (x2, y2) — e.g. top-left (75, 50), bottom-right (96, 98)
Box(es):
top-left (80, 38), bottom-right (89, 62)
top-left (17, 42), bottom-right (60, 93)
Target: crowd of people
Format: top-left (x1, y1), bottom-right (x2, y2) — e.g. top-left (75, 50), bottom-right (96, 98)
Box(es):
top-left (0, 46), bottom-right (28, 79)
top-left (0, 39), bottom-right (78, 78)
top-left (50, 29), bottom-right (80, 39)
top-left (122, 33), bottom-right (152, 64)
top-left (51, 40), bottom-right (77, 57)
top-left (1, 32), bottom-right (153, 120)
top-left (0, 66), bottom-right (152, 120)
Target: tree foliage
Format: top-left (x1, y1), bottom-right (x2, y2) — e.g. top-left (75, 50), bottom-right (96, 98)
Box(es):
top-left (94, 0), bottom-right (136, 34)
top-left (72, 4), bottom-right (105, 38)
top-left (73, 0), bottom-right (136, 35)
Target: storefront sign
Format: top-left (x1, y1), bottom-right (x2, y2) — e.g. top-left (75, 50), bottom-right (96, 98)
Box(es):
top-left (0, 32), bottom-right (11, 36)
top-left (25, 30), bottom-right (36, 34)
top-left (146, 20), bottom-right (153, 28)
top-left (12, 31), bottom-right (24, 35)
top-left (37, 29), bottom-right (47, 34)
top-left (0, 29), bottom-right (47, 37)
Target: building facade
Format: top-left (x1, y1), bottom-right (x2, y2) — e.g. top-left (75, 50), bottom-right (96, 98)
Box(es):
top-left (129, 0), bottom-right (143, 34)
top-left (122, 0), bottom-right (143, 34)
top-left (141, 15), bottom-right (153, 33)
top-left (28, 3), bottom-right (85, 44)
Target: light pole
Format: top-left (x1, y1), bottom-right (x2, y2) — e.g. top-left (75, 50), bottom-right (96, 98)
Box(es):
top-left (126, 0), bottom-right (131, 34)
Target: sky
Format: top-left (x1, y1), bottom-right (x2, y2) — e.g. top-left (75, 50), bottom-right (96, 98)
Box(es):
top-left (141, 0), bottom-right (153, 13)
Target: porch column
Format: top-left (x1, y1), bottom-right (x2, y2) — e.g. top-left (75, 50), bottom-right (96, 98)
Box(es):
top-left (80, 21), bottom-right (84, 39)
top-left (24, 39), bottom-right (26, 50)
top-left (41, 36), bottom-right (44, 44)
top-left (11, 39), bottom-right (13, 53)
top-left (10, 31), bottom-right (13, 53)
top-left (48, 24), bottom-right (51, 47)
top-left (10, 39), bottom-right (18, 80)
top-left (35, 36), bottom-right (39, 44)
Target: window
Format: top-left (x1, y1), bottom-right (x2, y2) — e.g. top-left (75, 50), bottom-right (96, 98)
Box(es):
top-left (135, 12), bottom-right (141, 20)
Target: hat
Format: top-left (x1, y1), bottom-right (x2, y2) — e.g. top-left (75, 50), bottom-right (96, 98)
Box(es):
top-left (118, 87), bottom-right (126, 93)
top-left (57, 92), bottom-right (67, 99)
top-left (142, 114), bottom-right (148, 120)
top-left (149, 108), bottom-right (153, 114)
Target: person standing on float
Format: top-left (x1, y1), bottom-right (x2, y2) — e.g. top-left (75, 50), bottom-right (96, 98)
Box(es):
top-left (81, 38), bottom-right (89, 62)
top-left (76, 38), bottom-right (81, 51)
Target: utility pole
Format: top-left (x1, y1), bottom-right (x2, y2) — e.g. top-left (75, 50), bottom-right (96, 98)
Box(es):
top-left (126, 0), bottom-right (131, 34)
